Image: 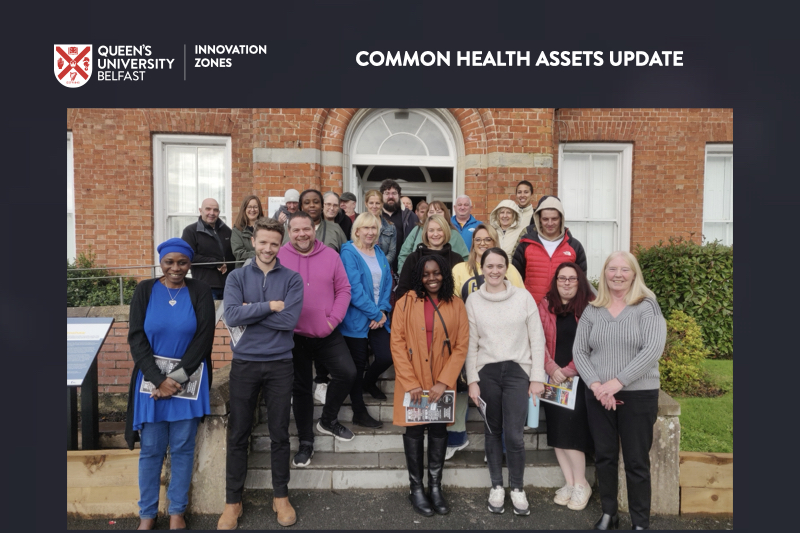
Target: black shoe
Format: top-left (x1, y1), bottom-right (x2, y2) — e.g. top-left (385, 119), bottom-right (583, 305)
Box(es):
top-left (292, 443), bottom-right (314, 467)
top-left (352, 411), bottom-right (383, 428)
top-left (317, 419), bottom-right (355, 441)
top-left (427, 435), bottom-right (450, 515)
top-left (403, 434), bottom-right (434, 517)
top-left (594, 513), bottom-right (620, 530)
top-left (362, 382), bottom-right (387, 400)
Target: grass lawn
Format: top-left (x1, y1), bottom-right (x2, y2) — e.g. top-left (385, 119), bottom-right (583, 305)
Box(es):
top-left (676, 360), bottom-right (733, 453)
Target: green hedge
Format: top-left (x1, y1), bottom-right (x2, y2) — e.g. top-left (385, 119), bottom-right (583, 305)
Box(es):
top-left (636, 237), bottom-right (733, 358)
top-left (660, 310), bottom-right (712, 395)
top-left (67, 250), bottom-right (138, 307)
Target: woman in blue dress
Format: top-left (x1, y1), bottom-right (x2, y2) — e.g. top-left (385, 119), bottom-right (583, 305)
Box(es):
top-left (124, 238), bottom-right (216, 530)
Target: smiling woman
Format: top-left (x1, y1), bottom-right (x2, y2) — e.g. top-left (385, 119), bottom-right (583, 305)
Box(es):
top-left (125, 237), bottom-right (216, 530)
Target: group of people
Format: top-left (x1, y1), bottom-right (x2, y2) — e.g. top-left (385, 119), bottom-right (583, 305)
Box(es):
top-left (125, 178), bottom-right (666, 530)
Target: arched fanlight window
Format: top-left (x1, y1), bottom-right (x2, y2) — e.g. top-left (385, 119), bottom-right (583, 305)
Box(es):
top-left (353, 109), bottom-right (453, 161)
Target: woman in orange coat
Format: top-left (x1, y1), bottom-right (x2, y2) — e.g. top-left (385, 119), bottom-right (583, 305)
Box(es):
top-left (391, 254), bottom-right (469, 518)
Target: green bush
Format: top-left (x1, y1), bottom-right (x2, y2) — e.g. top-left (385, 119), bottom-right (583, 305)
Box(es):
top-left (67, 249), bottom-right (138, 307)
top-left (660, 310), bottom-right (714, 395)
top-left (636, 236), bottom-right (733, 358)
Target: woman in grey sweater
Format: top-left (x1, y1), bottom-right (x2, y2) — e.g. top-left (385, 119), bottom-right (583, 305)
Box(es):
top-left (573, 251), bottom-right (666, 531)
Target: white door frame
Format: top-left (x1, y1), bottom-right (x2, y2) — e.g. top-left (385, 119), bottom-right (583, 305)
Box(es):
top-left (342, 108), bottom-right (465, 212)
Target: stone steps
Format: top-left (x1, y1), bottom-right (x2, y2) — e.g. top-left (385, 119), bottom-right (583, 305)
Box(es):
top-left (263, 387), bottom-right (549, 425)
top-left (250, 421), bottom-right (549, 453)
top-left (246, 369), bottom-right (586, 491)
top-left (244, 449), bottom-right (595, 490)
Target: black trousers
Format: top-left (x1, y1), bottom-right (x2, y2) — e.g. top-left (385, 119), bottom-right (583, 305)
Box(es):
top-left (226, 358), bottom-right (293, 501)
top-left (292, 330), bottom-right (356, 443)
top-left (479, 361), bottom-right (530, 490)
top-left (585, 387), bottom-right (659, 528)
top-left (406, 423), bottom-right (447, 439)
top-left (343, 327), bottom-right (393, 413)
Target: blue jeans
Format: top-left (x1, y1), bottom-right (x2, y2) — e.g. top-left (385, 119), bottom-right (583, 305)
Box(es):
top-left (138, 418), bottom-right (200, 518)
top-left (211, 288), bottom-right (225, 301)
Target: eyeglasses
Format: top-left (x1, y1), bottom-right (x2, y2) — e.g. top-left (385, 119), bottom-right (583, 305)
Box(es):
top-left (474, 238), bottom-right (494, 244)
top-left (557, 276), bottom-right (579, 284)
top-left (246, 206), bottom-right (260, 211)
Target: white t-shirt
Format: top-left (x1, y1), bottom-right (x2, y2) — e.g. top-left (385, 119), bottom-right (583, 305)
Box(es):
top-left (541, 235), bottom-right (564, 257)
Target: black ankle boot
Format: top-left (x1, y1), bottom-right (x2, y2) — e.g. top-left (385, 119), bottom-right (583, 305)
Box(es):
top-left (427, 435), bottom-right (450, 514)
top-left (403, 434), bottom-right (434, 517)
top-left (594, 513), bottom-right (620, 530)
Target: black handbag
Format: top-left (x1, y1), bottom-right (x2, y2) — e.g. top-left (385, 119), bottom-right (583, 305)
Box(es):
top-left (427, 295), bottom-right (469, 392)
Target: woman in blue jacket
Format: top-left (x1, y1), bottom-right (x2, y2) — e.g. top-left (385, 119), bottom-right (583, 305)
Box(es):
top-left (339, 212), bottom-right (394, 429)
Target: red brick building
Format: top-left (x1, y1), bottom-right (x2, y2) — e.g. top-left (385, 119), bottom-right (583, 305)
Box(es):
top-left (67, 107), bottom-right (732, 391)
top-left (67, 107), bottom-right (732, 279)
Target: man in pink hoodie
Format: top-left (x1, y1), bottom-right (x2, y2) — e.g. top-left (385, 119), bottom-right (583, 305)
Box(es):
top-left (277, 211), bottom-right (356, 467)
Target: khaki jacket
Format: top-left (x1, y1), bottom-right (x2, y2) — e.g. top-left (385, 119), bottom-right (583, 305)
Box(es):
top-left (390, 290), bottom-right (469, 426)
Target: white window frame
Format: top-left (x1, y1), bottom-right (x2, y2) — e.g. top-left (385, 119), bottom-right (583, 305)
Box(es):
top-left (343, 108), bottom-right (463, 212)
top-left (558, 142), bottom-right (633, 270)
top-left (702, 143), bottom-right (733, 245)
top-left (67, 131), bottom-right (76, 262)
top-left (153, 134), bottom-right (232, 263)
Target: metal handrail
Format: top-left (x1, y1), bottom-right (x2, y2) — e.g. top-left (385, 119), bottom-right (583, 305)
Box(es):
top-left (67, 261), bottom-right (245, 306)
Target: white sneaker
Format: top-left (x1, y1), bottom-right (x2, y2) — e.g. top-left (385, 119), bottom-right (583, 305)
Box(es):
top-left (567, 483), bottom-right (592, 511)
top-left (444, 440), bottom-right (469, 461)
top-left (314, 383), bottom-right (327, 404)
top-left (554, 484), bottom-right (574, 506)
top-left (510, 488), bottom-right (530, 516)
top-left (487, 486), bottom-right (505, 514)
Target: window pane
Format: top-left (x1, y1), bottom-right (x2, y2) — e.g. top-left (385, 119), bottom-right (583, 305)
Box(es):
top-left (567, 220), bottom-right (615, 280)
top-left (703, 156), bottom-right (727, 220)
top-left (561, 154), bottom-right (590, 218)
top-left (67, 213), bottom-right (75, 262)
top-left (383, 111), bottom-right (425, 134)
top-left (703, 151), bottom-right (733, 245)
top-left (167, 146), bottom-right (198, 213)
top-left (589, 154), bottom-right (618, 219)
top-left (702, 222), bottom-right (727, 244)
top-left (417, 120), bottom-right (450, 156)
top-left (356, 118), bottom-right (391, 154)
top-left (379, 134), bottom-right (427, 156)
top-left (169, 216), bottom-right (198, 240)
top-left (198, 147), bottom-right (226, 216)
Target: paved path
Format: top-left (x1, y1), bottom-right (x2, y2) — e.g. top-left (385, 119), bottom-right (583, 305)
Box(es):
top-left (68, 488), bottom-right (733, 530)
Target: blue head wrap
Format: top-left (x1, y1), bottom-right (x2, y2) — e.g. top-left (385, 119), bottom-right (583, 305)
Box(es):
top-left (157, 238), bottom-right (195, 262)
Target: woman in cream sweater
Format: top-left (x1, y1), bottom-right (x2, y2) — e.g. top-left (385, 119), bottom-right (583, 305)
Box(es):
top-left (465, 247), bottom-right (546, 517)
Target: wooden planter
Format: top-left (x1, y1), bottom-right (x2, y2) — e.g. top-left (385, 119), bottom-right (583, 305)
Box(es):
top-left (679, 452), bottom-right (733, 514)
top-left (67, 449), bottom-right (166, 518)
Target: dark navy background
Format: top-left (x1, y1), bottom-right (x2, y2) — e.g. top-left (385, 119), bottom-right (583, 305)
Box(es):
top-left (3, 1), bottom-right (791, 531)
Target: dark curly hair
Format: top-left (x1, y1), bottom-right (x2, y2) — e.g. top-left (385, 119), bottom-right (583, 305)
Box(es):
top-left (411, 254), bottom-right (455, 302)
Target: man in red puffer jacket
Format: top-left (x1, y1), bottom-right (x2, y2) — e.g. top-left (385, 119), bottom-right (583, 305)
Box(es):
top-left (512, 196), bottom-right (587, 304)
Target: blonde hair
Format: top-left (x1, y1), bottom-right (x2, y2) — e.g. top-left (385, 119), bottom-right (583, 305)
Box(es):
top-left (364, 189), bottom-right (382, 205)
top-left (421, 214), bottom-right (451, 248)
top-left (351, 212), bottom-right (382, 249)
top-left (467, 224), bottom-right (499, 275)
top-left (592, 251), bottom-right (657, 308)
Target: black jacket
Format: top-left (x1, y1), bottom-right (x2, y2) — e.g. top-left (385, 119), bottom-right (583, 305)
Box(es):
top-left (124, 277), bottom-right (216, 449)
top-left (333, 210), bottom-right (353, 240)
top-left (396, 243), bottom-right (464, 297)
top-left (181, 218), bottom-right (235, 289)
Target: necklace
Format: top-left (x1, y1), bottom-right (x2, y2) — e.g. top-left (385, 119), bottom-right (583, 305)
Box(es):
top-left (166, 284), bottom-right (185, 306)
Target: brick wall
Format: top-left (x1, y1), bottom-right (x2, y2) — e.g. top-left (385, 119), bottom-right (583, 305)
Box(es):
top-left (553, 108), bottom-right (734, 247)
top-left (97, 320), bottom-right (233, 393)
top-left (69, 107), bottom-right (733, 268)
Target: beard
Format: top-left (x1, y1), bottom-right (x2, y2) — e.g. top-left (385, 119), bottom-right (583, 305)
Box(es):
top-left (384, 199), bottom-right (400, 213)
